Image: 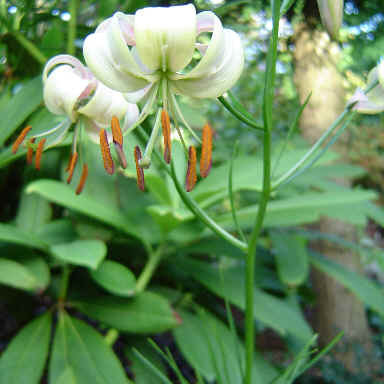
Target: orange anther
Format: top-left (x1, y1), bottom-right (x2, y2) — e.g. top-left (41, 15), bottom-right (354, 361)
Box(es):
top-left (35, 138), bottom-right (46, 170)
top-left (134, 146), bottom-right (145, 191)
top-left (12, 125), bottom-right (32, 154)
top-left (161, 109), bottom-right (171, 163)
top-left (99, 129), bottom-right (114, 175)
top-left (75, 164), bottom-right (88, 195)
top-left (185, 146), bottom-right (197, 192)
top-left (26, 138), bottom-right (36, 165)
top-left (66, 152), bottom-right (78, 184)
top-left (111, 116), bottom-right (123, 146)
top-left (200, 123), bottom-right (212, 178)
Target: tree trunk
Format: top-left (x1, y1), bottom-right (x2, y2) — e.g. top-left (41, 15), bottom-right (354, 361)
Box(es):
top-left (293, 25), bottom-right (373, 371)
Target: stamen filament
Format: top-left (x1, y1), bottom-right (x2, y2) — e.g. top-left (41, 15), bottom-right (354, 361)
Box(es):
top-left (140, 108), bottom-right (162, 168)
top-left (75, 164), bottom-right (88, 195)
top-left (66, 152), bottom-right (78, 184)
top-left (171, 94), bottom-right (201, 144)
top-left (185, 146), bottom-right (197, 192)
top-left (200, 123), bottom-right (213, 178)
top-left (26, 138), bottom-right (36, 164)
top-left (35, 138), bottom-right (46, 170)
top-left (12, 125), bottom-right (32, 154)
top-left (111, 116), bottom-right (127, 169)
top-left (161, 109), bottom-right (172, 164)
top-left (99, 129), bottom-right (114, 175)
top-left (134, 146), bottom-right (145, 191)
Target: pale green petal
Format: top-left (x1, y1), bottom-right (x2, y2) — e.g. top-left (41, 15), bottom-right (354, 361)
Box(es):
top-left (134, 4), bottom-right (196, 72)
top-left (171, 29), bottom-right (244, 98)
top-left (170, 11), bottom-right (224, 81)
top-left (83, 30), bottom-right (149, 93)
top-left (43, 65), bottom-right (90, 121)
top-left (124, 84), bottom-right (153, 103)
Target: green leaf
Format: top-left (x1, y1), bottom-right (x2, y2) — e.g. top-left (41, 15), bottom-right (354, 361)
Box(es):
top-left (50, 240), bottom-right (107, 270)
top-left (0, 312), bottom-right (51, 384)
top-left (36, 219), bottom-right (77, 246)
top-left (173, 310), bottom-right (277, 384)
top-left (0, 223), bottom-right (47, 250)
top-left (49, 311), bottom-right (128, 384)
top-left (91, 260), bottom-right (136, 297)
top-left (15, 189), bottom-right (52, 234)
top-left (216, 189), bottom-right (376, 229)
top-left (310, 252), bottom-right (384, 317)
top-left (75, 292), bottom-right (180, 334)
top-left (0, 256), bottom-right (49, 292)
top-left (0, 77), bottom-right (43, 146)
top-left (178, 258), bottom-right (313, 341)
top-left (26, 180), bottom-right (140, 239)
top-left (146, 205), bottom-right (188, 233)
top-left (271, 232), bottom-right (309, 286)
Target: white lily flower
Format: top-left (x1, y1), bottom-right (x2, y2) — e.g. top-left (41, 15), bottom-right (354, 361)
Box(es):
top-left (350, 63), bottom-right (384, 114)
top-left (83, 4), bottom-right (244, 185)
top-left (12, 54), bottom-right (139, 194)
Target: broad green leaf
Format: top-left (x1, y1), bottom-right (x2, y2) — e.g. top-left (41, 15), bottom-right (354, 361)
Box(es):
top-left (0, 256), bottom-right (49, 292)
top-left (26, 180), bottom-right (140, 239)
top-left (146, 205), bottom-right (188, 233)
top-left (91, 260), bottom-right (136, 297)
top-left (216, 189), bottom-right (376, 229)
top-left (75, 292), bottom-right (180, 334)
top-left (15, 190), bottom-right (52, 234)
top-left (178, 258), bottom-right (313, 341)
top-left (271, 232), bottom-right (309, 286)
top-left (0, 76), bottom-right (43, 146)
top-left (50, 240), bottom-right (107, 270)
top-left (37, 219), bottom-right (77, 246)
top-left (0, 223), bottom-right (47, 250)
top-left (0, 312), bottom-right (51, 384)
top-left (49, 311), bottom-right (128, 384)
top-left (310, 252), bottom-right (384, 316)
top-left (174, 310), bottom-right (277, 384)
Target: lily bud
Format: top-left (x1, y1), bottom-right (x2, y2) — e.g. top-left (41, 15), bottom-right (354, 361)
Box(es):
top-left (317, 0), bottom-right (344, 40)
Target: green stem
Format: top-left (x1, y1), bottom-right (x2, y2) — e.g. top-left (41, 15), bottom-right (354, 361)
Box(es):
top-left (135, 244), bottom-right (165, 293)
top-left (245, 1), bottom-right (279, 382)
top-left (67, 0), bottom-right (78, 55)
top-left (58, 265), bottom-right (71, 302)
top-left (12, 31), bottom-right (47, 65)
top-left (170, 160), bottom-right (248, 252)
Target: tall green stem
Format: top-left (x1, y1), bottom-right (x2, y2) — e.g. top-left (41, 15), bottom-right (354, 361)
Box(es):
top-left (245, 1), bottom-right (279, 382)
top-left (67, 0), bottom-right (78, 55)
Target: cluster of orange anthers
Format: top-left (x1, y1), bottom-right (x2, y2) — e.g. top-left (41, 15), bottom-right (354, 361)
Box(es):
top-left (98, 110), bottom-right (212, 193)
top-left (12, 124), bottom-right (88, 195)
top-left (12, 125), bottom-right (46, 171)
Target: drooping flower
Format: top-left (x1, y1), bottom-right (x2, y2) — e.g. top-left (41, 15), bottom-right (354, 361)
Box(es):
top-left (83, 4), bottom-right (244, 188)
top-left (350, 61), bottom-right (384, 114)
top-left (12, 54), bottom-right (139, 193)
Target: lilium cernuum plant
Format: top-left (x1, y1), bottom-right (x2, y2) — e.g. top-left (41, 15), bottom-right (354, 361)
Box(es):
top-left (83, 3), bottom-right (244, 191)
top-left (12, 54), bottom-right (139, 194)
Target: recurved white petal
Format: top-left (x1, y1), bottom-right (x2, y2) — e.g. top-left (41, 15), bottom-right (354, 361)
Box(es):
top-left (43, 65), bottom-right (90, 121)
top-left (124, 84), bottom-right (153, 103)
top-left (134, 4), bottom-right (196, 72)
top-left (170, 11), bottom-right (224, 81)
top-left (171, 29), bottom-right (244, 98)
top-left (83, 31), bottom-right (149, 93)
top-left (77, 81), bottom-right (134, 127)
